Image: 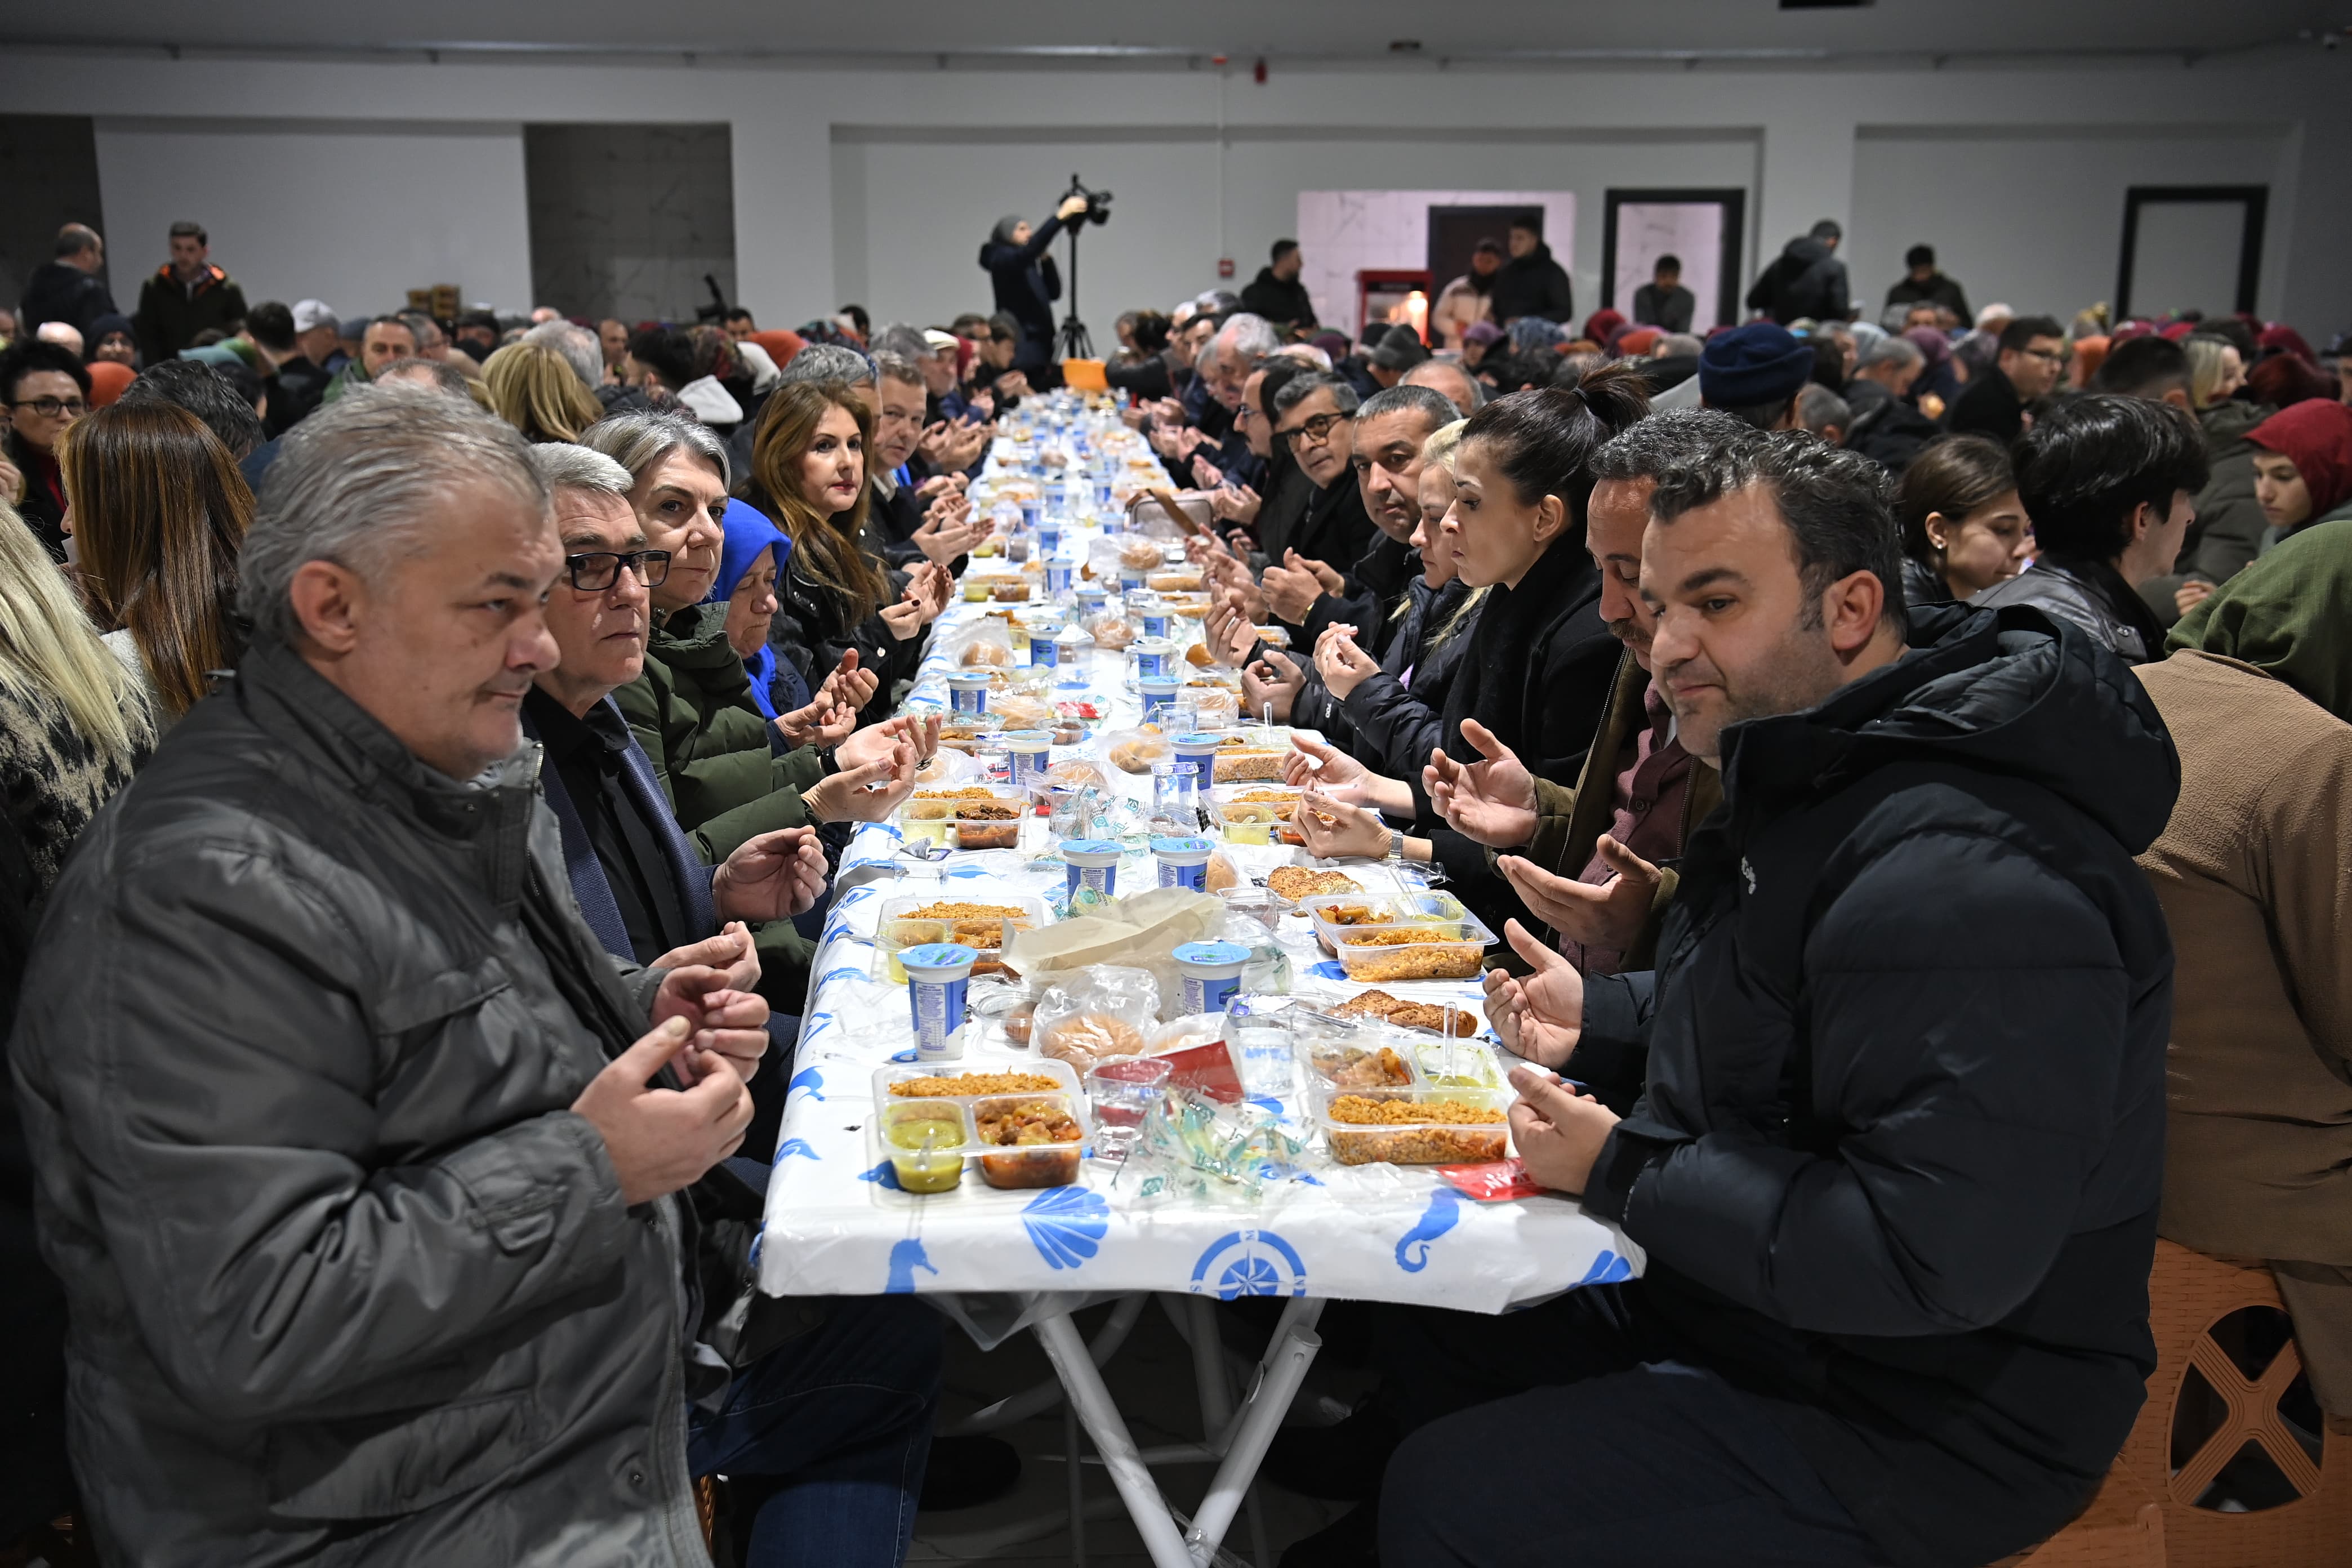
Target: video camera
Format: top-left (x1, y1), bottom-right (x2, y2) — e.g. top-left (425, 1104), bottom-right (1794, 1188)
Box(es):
top-left (1064, 173), bottom-right (1113, 227)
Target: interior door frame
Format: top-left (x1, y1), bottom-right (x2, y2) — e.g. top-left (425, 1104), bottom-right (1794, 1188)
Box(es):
top-left (1600, 187), bottom-right (1747, 330)
top-left (2116, 184), bottom-right (2266, 318)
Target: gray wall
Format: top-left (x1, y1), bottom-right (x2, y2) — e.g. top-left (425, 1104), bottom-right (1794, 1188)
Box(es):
top-left (5, 52), bottom-right (2345, 340)
top-left (526, 123), bottom-right (736, 324)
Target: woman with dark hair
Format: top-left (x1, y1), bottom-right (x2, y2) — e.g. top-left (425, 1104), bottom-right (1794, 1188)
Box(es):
top-left (1286, 368), bottom-right (1650, 910)
top-left (57, 400), bottom-right (250, 722)
top-left (0, 340), bottom-right (92, 559)
top-left (1103, 310), bottom-right (1175, 401)
top-left (1896, 434), bottom-right (2033, 606)
top-left (745, 380), bottom-right (951, 721)
top-left (978, 195), bottom-right (1090, 376)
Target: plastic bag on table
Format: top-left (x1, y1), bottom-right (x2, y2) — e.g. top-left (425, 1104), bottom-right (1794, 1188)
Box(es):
top-left (1032, 966), bottom-right (1159, 1073)
top-left (1110, 1087), bottom-right (1309, 1205)
top-left (1101, 725), bottom-right (1171, 775)
top-left (950, 620), bottom-right (1016, 669)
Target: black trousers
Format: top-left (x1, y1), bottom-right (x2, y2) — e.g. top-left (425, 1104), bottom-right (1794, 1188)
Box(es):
top-left (1375, 1284), bottom-right (1890, 1568)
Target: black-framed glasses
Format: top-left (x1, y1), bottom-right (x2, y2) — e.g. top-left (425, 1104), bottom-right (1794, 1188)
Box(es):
top-left (564, 549), bottom-right (670, 591)
top-left (11, 397), bottom-right (87, 418)
top-left (1278, 411), bottom-right (1346, 449)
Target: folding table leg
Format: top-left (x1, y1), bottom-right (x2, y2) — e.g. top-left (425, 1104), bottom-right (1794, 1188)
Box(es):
top-left (1035, 1307), bottom-right (1198, 1568)
top-left (1184, 1302), bottom-right (1325, 1564)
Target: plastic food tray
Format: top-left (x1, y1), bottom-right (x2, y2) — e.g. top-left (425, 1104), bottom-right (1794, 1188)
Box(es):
top-left (1302, 894), bottom-right (1489, 955)
top-left (1329, 922), bottom-right (1494, 982)
top-left (875, 893), bottom-right (1049, 983)
top-left (1318, 1086), bottom-right (1512, 1166)
top-left (1295, 1028), bottom-right (1506, 1113)
top-left (899, 785), bottom-right (1024, 845)
top-left (869, 1060), bottom-right (1093, 1191)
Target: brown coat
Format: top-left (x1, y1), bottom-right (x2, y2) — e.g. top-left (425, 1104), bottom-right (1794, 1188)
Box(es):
top-left (1522, 650), bottom-right (1721, 972)
top-left (2133, 649), bottom-right (2352, 1411)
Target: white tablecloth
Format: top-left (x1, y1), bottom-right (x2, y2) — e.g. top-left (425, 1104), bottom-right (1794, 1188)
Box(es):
top-left (756, 433), bottom-right (1640, 1311)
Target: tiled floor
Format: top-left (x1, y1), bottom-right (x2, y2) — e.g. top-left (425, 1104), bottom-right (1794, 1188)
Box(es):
top-left (908, 1298), bottom-right (1373, 1567)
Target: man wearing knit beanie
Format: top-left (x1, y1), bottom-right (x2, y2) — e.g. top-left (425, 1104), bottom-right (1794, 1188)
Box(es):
top-left (1696, 322), bottom-right (1815, 430)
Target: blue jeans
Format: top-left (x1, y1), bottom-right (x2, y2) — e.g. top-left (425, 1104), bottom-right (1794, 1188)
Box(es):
top-left (688, 1295), bottom-right (942, 1568)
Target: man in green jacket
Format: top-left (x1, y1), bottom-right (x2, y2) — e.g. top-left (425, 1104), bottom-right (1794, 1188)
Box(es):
top-left (131, 221), bottom-right (248, 366)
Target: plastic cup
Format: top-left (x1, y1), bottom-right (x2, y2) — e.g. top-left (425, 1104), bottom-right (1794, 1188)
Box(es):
top-left (1031, 633), bottom-right (1062, 670)
top-left (1173, 732), bottom-right (1226, 792)
top-left (1037, 522), bottom-right (1063, 557)
top-left (1061, 839), bottom-right (1123, 902)
top-left (1171, 941), bottom-right (1251, 1015)
top-left (947, 672), bottom-right (991, 716)
top-left (1138, 676), bottom-right (1180, 725)
top-left (1004, 729), bottom-right (1054, 787)
top-left (1045, 558), bottom-right (1074, 597)
top-left (1085, 1055), bottom-right (1173, 1160)
top-left (1076, 583), bottom-right (1108, 616)
top-left (1130, 638), bottom-right (1175, 681)
top-left (902, 942), bottom-right (978, 1062)
top-left (1151, 835), bottom-right (1217, 892)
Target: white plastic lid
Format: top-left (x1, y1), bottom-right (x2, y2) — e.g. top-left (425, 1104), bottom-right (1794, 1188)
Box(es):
top-left (1150, 835), bottom-right (1217, 865)
top-left (1172, 733), bottom-right (1226, 755)
top-left (1061, 839), bottom-right (1124, 867)
top-left (947, 672), bottom-right (992, 688)
top-left (1171, 940), bottom-right (1251, 975)
top-left (899, 942), bottom-right (979, 979)
top-left (1003, 730), bottom-right (1053, 753)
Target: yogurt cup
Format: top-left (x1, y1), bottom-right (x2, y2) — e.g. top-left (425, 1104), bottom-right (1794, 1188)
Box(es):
top-left (1171, 940), bottom-right (1250, 1015)
top-left (901, 942), bottom-right (978, 1062)
top-left (1045, 558), bottom-right (1075, 597)
top-left (1031, 632), bottom-right (1062, 669)
top-left (1132, 638), bottom-right (1175, 680)
top-left (1172, 732), bottom-right (1227, 792)
top-left (1061, 839), bottom-right (1124, 902)
top-left (1052, 626), bottom-right (1092, 665)
top-left (1151, 835), bottom-right (1217, 892)
top-left (947, 672), bottom-right (991, 716)
top-left (1004, 729), bottom-right (1054, 786)
top-left (1141, 608), bottom-right (1173, 643)
top-left (1037, 522), bottom-right (1063, 556)
top-left (1138, 676), bottom-right (1180, 724)
top-left (1075, 583), bottom-right (1108, 615)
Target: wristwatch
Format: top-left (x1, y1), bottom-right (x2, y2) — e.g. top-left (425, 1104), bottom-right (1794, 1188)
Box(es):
top-left (1386, 830), bottom-right (1405, 863)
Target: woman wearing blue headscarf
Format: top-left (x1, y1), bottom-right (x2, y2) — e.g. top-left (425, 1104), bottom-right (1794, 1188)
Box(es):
top-left (709, 499), bottom-right (813, 720)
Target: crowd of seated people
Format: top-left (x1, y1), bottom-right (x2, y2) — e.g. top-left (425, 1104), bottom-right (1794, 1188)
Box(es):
top-left (1, 208), bottom-right (2349, 1568)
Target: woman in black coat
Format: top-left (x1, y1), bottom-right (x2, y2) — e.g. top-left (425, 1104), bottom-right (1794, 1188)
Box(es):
top-left (1103, 310), bottom-right (1175, 402)
top-left (1291, 368), bottom-right (1651, 933)
top-left (979, 195), bottom-right (1090, 373)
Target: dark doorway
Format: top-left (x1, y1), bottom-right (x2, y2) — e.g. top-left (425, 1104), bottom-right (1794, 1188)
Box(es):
top-left (0, 115), bottom-right (107, 318)
top-left (1427, 206), bottom-right (1540, 299)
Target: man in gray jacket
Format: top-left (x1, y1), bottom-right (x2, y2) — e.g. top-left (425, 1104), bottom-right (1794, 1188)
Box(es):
top-left (7, 388), bottom-right (831, 1565)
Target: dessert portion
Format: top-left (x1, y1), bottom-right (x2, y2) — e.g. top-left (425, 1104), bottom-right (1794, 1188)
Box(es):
top-left (1331, 990), bottom-right (1481, 1036)
top-left (1266, 867), bottom-right (1362, 902)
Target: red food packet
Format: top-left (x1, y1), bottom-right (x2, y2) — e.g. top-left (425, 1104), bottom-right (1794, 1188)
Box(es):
top-left (1437, 1157), bottom-right (1547, 1201)
top-left (1155, 1039), bottom-right (1243, 1104)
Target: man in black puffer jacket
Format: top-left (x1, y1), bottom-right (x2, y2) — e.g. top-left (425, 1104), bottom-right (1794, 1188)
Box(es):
top-left (1379, 431), bottom-right (2176, 1568)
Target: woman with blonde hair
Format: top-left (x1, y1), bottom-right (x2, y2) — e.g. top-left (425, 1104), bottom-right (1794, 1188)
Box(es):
top-left (0, 500), bottom-right (155, 926)
top-left (2184, 333), bottom-right (2248, 411)
top-left (483, 341), bottom-right (603, 443)
top-left (57, 400), bottom-right (250, 721)
top-left (744, 379), bottom-right (950, 721)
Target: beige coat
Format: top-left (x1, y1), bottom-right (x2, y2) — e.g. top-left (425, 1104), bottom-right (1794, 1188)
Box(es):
top-left (2134, 649), bottom-right (2352, 1412)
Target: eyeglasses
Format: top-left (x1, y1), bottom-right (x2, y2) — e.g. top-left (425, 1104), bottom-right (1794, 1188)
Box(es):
top-left (1277, 412), bottom-right (1346, 449)
top-left (564, 549), bottom-right (670, 591)
top-left (2019, 346), bottom-right (2065, 365)
top-left (11, 397), bottom-right (87, 418)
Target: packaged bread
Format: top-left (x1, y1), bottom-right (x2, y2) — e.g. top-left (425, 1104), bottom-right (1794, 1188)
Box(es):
top-left (1104, 727), bottom-right (1174, 774)
top-left (1119, 537), bottom-right (1164, 571)
top-left (1086, 613), bottom-right (1138, 651)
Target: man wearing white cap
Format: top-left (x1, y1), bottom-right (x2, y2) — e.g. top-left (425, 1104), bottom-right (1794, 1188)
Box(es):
top-left (292, 300), bottom-right (345, 376)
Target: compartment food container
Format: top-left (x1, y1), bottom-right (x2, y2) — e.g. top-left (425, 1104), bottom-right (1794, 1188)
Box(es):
top-left (953, 798), bottom-right (1027, 850)
top-left (869, 1060), bottom-right (1093, 1191)
top-left (1329, 922), bottom-right (1495, 982)
top-left (879, 1099), bottom-right (969, 1192)
top-left (1302, 894), bottom-right (1490, 955)
top-left (1319, 1087), bottom-right (1512, 1166)
top-left (899, 786), bottom-right (1021, 847)
top-left (876, 893), bottom-right (1046, 982)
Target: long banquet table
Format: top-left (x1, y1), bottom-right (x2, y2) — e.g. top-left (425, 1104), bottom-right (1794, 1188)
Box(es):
top-left (754, 398), bottom-right (1640, 1567)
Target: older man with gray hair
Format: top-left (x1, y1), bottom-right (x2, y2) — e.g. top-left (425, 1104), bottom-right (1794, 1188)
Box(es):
top-left (1842, 333), bottom-right (1943, 472)
top-left (10, 386), bottom-right (776, 1566)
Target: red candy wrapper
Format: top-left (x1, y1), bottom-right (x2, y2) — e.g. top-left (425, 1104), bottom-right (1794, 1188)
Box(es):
top-left (1054, 700), bottom-right (1102, 720)
top-left (1437, 1157), bottom-right (1548, 1201)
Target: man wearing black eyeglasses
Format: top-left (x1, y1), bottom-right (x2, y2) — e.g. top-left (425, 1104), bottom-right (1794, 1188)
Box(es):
top-left (1260, 372), bottom-right (1377, 638)
top-left (0, 338), bottom-right (92, 559)
top-left (1950, 314), bottom-right (2066, 443)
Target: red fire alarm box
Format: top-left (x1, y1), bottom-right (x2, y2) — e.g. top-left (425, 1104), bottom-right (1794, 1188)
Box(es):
top-left (1218, 257), bottom-right (1235, 279)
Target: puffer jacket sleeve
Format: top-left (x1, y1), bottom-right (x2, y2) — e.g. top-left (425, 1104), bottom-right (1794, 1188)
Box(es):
top-left (1584, 830), bottom-right (2140, 1336)
top-left (1342, 674), bottom-right (1443, 795)
top-left (26, 835), bottom-right (636, 1423)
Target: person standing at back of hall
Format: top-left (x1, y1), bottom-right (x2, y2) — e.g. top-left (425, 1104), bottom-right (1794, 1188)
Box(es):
top-left (978, 194), bottom-right (1091, 377)
top-left (131, 221), bottom-right (247, 368)
top-left (1489, 217), bottom-right (1574, 328)
top-left (1746, 219), bottom-right (1850, 326)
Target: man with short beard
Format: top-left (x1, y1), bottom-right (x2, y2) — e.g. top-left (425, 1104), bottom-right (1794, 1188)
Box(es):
top-left (1428, 410), bottom-right (1742, 974)
top-left (1382, 429), bottom-right (2176, 1568)
top-left (1258, 372), bottom-right (1376, 641)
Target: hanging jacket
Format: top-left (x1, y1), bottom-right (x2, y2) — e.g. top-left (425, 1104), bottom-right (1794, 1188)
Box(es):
top-left (1578, 602), bottom-right (2177, 1568)
top-left (7, 638), bottom-right (715, 1567)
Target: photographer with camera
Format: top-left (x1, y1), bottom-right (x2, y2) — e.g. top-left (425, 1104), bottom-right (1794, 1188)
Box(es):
top-left (979, 193), bottom-right (1092, 381)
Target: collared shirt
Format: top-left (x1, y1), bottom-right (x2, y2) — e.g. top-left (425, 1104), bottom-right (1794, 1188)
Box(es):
top-left (526, 687), bottom-right (692, 965)
top-left (1563, 681), bottom-right (1695, 977)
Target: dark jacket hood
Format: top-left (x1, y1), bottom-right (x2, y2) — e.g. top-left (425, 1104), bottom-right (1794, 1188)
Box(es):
top-left (1717, 603), bottom-right (2180, 855)
top-left (1507, 242), bottom-right (1557, 268)
top-left (1782, 235), bottom-right (1833, 268)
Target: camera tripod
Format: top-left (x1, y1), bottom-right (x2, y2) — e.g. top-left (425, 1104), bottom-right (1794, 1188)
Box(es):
top-left (1056, 224), bottom-right (1093, 361)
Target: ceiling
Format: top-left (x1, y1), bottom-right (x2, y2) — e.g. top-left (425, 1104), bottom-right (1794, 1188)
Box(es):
top-left (2, 0), bottom-right (2346, 65)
